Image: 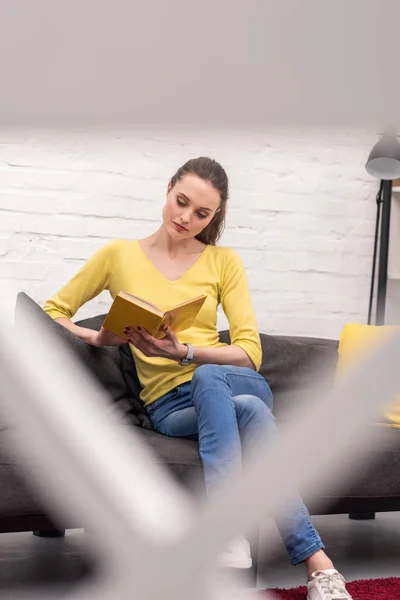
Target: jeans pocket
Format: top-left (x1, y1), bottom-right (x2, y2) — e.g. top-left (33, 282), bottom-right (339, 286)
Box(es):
top-left (162, 386), bottom-right (180, 402)
top-left (147, 387), bottom-right (180, 416)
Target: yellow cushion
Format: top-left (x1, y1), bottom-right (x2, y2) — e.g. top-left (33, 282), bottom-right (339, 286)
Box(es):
top-left (337, 323), bottom-right (400, 427)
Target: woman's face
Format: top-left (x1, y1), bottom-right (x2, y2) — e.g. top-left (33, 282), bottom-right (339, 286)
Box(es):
top-left (162, 174), bottom-right (221, 240)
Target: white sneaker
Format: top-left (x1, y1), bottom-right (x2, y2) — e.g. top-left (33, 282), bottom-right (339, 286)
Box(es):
top-left (307, 569), bottom-right (353, 600)
top-left (217, 536), bottom-right (252, 569)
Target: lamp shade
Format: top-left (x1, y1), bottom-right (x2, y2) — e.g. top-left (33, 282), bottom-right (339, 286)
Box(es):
top-left (366, 131), bottom-right (400, 180)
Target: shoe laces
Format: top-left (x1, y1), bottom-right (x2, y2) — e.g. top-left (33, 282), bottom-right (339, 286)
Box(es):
top-left (312, 570), bottom-right (351, 599)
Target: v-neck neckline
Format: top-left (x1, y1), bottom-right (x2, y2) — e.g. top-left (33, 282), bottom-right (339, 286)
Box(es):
top-left (136, 240), bottom-right (210, 284)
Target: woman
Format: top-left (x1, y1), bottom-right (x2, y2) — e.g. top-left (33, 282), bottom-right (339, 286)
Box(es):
top-left (43, 157), bottom-right (352, 600)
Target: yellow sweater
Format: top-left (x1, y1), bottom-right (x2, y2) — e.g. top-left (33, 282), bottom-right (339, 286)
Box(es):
top-left (43, 239), bottom-right (262, 406)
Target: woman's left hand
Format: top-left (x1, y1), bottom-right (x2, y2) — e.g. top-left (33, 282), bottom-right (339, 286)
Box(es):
top-left (124, 324), bottom-right (187, 362)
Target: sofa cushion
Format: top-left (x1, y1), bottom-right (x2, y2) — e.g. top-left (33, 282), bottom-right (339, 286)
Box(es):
top-left (219, 330), bottom-right (339, 415)
top-left (337, 323), bottom-right (400, 426)
top-left (302, 425), bottom-right (400, 511)
top-left (0, 432), bottom-right (52, 518)
top-left (135, 429), bottom-right (204, 492)
top-left (74, 313), bottom-right (151, 430)
top-left (14, 293), bottom-right (151, 429)
top-left (3, 423), bottom-right (400, 521)
top-left (0, 427), bottom-right (204, 520)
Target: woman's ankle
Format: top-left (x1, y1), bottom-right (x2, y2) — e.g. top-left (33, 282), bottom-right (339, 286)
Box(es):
top-left (304, 549), bottom-right (334, 580)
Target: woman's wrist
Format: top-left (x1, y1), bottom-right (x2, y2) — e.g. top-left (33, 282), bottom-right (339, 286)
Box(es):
top-left (174, 343), bottom-right (189, 362)
top-left (89, 330), bottom-right (101, 346)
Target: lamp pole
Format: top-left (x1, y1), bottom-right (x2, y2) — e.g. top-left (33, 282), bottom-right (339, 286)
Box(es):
top-left (376, 180), bottom-right (393, 325)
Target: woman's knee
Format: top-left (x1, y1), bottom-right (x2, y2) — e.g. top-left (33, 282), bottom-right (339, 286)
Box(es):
top-left (234, 394), bottom-right (275, 424)
top-left (257, 379), bottom-right (273, 410)
top-left (191, 364), bottom-right (223, 386)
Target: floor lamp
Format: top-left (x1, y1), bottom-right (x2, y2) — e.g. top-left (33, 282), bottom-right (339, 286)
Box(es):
top-left (366, 129), bottom-right (400, 325)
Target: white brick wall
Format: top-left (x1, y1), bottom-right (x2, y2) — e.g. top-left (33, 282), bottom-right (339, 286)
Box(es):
top-left (0, 128), bottom-right (382, 340)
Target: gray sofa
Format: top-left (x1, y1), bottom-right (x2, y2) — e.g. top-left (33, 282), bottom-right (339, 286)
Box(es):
top-left (2, 292), bottom-right (400, 577)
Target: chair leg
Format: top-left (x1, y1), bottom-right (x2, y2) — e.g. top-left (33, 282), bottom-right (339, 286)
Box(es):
top-left (33, 528), bottom-right (66, 537)
top-left (348, 512), bottom-right (375, 520)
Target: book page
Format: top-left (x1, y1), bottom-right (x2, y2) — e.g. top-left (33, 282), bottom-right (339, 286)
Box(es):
top-left (160, 295), bottom-right (207, 336)
top-left (119, 292), bottom-right (163, 317)
top-left (170, 294), bottom-right (207, 311)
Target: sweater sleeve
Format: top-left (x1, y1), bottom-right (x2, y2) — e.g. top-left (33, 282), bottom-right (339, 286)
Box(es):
top-left (219, 248), bottom-right (262, 371)
top-left (42, 240), bottom-right (116, 320)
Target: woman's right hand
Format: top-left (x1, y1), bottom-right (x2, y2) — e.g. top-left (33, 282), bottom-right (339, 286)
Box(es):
top-left (90, 327), bottom-right (128, 347)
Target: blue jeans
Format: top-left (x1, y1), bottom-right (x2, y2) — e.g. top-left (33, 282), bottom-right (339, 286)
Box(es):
top-left (146, 364), bottom-right (324, 565)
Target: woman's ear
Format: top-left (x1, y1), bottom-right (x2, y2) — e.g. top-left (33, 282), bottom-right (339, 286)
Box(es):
top-left (167, 181), bottom-right (172, 193)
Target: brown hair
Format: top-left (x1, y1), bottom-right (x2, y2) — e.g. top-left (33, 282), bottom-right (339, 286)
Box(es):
top-left (169, 157), bottom-right (228, 245)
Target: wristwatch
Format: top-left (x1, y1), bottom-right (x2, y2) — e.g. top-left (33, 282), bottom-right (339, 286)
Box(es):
top-left (179, 343), bottom-right (194, 366)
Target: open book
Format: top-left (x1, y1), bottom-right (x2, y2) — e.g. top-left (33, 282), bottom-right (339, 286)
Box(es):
top-left (102, 292), bottom-right (207, 339)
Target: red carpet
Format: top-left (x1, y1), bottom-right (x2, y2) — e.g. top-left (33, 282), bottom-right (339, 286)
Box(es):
top-left (260, 576), bottom-right (400, 599)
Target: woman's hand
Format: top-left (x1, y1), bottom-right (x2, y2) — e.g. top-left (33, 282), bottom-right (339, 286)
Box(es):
top-left (90, 327), bottom-right (128, 347)
top-left (124, 325), bottom-right (187, 362)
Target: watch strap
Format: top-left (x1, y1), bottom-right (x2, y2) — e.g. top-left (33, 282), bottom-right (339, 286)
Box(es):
top-left (179, 343), bottom-right (194, 365)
